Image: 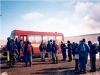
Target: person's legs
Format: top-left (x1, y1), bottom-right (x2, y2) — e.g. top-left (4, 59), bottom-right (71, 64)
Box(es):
top-left (64, 51), bottom-right (67, 60)
top-left (29, 52), bottom-right (32, 66)
top-left (83, 56), bottom-right (87, 73)
top-left (68, 51), bottom-right (72, 62)
top-left (48, 52), bottom-right (52, 61)
top-left (29, 56), bottom-right (32, 66)
top-left (42, 51), bottom-right (45, 62)
top-left (12, 54), bottom-right (15, 66)
top-left (24, 56), bottom-right (28, 67)
top-left (75, 59), bottom-right (79, 70)
top-left (10, 52), bottom-right (13, 66)
top-left (55, 52), bottom-right (58, 63)
top-left (25, 61), bottom-right (28, 67)
top-left (41, 51), bottom-right (43, 61)
top-left (18, 49), bottom-right (20, 62)
top-left (79, 56), bottom-right (83, 72)
top-left (62, 51), bottom-right (66, 60)
top-left (62, 51), bottom-right (64, 60)
top-left (90, 57), bottom-right (93, 71)
top-left (92, 57), bottom-right (96, 71)
top-left (52, 53), bottom-right (55, 64)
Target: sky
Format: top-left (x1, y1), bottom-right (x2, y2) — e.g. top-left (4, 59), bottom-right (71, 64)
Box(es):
top-left (0, 0), bottom-right (100, 40)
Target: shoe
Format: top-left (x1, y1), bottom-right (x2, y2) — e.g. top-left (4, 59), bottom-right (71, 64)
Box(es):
top-left (61, 59), bottom-right (66, 61)
top-left (90, 70), bottom-right (93, 72)
top-left (74, 70), bottom-right (79, 73)
top-left (78, 71), bottom-right (86, 74)
top-left (61, 59), bottom-right (64, 61)
top-left (68, 60), bottom-right (72, 62)
top-left (90, 70), bottom-right (96, 72)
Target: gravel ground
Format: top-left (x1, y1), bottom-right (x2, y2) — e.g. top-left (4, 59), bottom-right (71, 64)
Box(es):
top-left (0, 54), bottom-right (100, 75)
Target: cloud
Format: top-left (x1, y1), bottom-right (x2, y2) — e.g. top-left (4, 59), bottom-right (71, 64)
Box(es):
top-left (82, 3), bottom-right (100, 29)
top-left (20, 1), bottom-right (100, 37)
top-left (72, 1), bottom-right (100, 35)
top-left (21, 11), bottom-right (44, 21)
top-left (75, 2), bottom-right (93, 15)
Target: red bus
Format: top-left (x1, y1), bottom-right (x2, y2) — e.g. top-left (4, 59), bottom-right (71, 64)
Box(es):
top-left (10, 30), bottom-right (64, 55)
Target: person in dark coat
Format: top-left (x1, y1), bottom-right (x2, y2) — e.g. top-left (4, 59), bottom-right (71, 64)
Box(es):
top-left (98, 36), bottom-right (100, 69)
top-left (98, 36), bottom-right (100, 58)
top-left (60, 41), bottom-right (67, 61)
top-left (16, 39), bottom-right (23, 62)
top-left (7, 38), bottom-right (17, 67)
top-left (39, 41), bottom-right (46, 62)
top-left (67, 40), bottom-right (72, 62)
top-left (88, 41), bottom-right (97, 72)
top-left (74, 43), bottom-right (79, 73)
top-left (46, 40), bottom-right (52, 61)
top-left (72, 42), bottom-right (76, 59)
top-left (6, 37), bottom-right (12, 65)
top-left (52, 40), bottom-right (58, 64)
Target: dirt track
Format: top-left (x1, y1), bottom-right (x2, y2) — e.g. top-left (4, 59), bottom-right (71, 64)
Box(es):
top-left (1, 54), bottom-right (100, 75)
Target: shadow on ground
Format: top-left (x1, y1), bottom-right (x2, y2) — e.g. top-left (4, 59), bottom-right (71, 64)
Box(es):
top-left (30, 67), bottom-right (77, 75)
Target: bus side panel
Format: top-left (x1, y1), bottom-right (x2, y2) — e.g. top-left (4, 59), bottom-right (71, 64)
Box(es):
top-left (33, 47), bottom-right (40, 55)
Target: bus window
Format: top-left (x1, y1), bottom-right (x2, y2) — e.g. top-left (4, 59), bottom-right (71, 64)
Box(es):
top-left (28, 35), bottom-right (35, 43)
top-left (23, 36), bottom-right (27, 41)
top-left (20, 36), bottom-right (23, 40)
top-left (34, 35), bottom-right (42, 43)
top-left (56, 36), bottom-right (62, 43)
top-left (43, 36), bottom-right (48, 42)
top-left (48, 36), bottom-right (55, 40)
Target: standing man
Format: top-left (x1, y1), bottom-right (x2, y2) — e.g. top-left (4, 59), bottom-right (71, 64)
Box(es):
top-left (77, 39), bottom-right (90, 74)
top-left (46, 40), bottom-right (52, 61)
top-left (17, 39), bottom-right (23, 62)
top-left (98, 36), bottom-right (100, 58)
top-left (97, 36), bottom-right (100, 69)
top-left (52, 40), bottom-right (58, 64)
top-left (88, 41), bottom-right (97, 72)
top-left (74, 43), bottom-right (79, 73)
top-left (60, 41), bottom-right (67, 61)
top-left (6, 37), bottom-right (11, 65)
top-left (67, 41), bottom-right (72, 62)
top-left (39, 41), bottom-right (46, 62)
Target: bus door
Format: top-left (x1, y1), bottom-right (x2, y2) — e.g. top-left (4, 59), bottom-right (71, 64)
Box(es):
top-left (20, 35), bottom-right (27, 42)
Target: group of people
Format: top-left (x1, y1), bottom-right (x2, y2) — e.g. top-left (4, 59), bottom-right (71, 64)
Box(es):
top-left (61, 38), bottom-right (100, 74)
top-left (39, 40), bottom-right (58, 64)
top-left (39, 38), bottom-right (100, 74)
top-left (6, 37), bottom-right (33, 67)
top-left (6, 36), bottom-right (100, 74)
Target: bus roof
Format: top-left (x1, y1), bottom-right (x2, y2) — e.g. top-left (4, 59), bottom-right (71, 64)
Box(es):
top-left (12, 30), bottom-right (63, 36)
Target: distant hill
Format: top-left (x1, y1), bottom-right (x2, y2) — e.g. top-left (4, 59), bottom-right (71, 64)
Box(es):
top-left (64, 33), bottom-right (100, 43)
